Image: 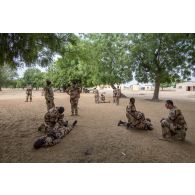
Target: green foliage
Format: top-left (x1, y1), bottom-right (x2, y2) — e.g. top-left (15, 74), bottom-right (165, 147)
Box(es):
top-left (48, 34), bottom-right (133, 89)
top-left (0, 33), bottom-right (77, 68)
top-left (47, 36), bottom-right (96, 88)
top-left (23, 68), bottom-right (45, 89)
top-left (129, 33), bottom-right (195, 99)
top-left (0, 65), bottom-right (18, 89)
top-left (89, 34), bottom-right (132, 86)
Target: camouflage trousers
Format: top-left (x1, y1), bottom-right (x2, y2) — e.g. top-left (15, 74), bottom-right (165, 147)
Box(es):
top-left (70, 98), bottom-right (78, 115)
top-left (161, 119), bottom-right (186, 140)
top-left (126, 112), bottom-right (153, 130)
top-left (113, 96), bottom-right (116, 103)
top-left (46, 98), bottom-right (55, 111)
top-left (95, 95), bottom-right (99, 103)
top-left (26, 94), bottom-right (32, 102)
top-left (115, 96), bottom-right (120, 105)
top-left (35, 126), bottom-right (73, 148)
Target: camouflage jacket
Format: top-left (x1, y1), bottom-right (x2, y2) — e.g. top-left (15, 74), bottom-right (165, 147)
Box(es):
top-left (67, 86), bottom-right (81, 99)
top-left (113, 89), bottom-right (117, 97)
top-left (44, 86), bottom-right (54, 100)
top-left (44, 107), bottom-right (64, 127)
top-left (116, 88), bottom-right (121, 97)
top-left (26, 88), bottom-right (32, 95)
top-left (94, 89), bottom-right (99, 97)
top-left (168, 107), bottom-right (187, 130)
top-left (126, 103), bottom-right (136, 115)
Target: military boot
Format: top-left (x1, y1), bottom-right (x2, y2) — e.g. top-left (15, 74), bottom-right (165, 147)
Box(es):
top-left (72, 120), bottom-right (78, 127)
top-left (118, 120), bottom-right (124, 126)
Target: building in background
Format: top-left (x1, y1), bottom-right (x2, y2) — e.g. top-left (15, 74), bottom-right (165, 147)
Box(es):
top-left (176, 81), bottom-right (195, 92)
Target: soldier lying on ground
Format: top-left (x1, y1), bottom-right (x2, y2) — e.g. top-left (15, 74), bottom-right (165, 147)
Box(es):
top-left (160, 100), bottom-right (187, 141)
top-left (118, 97), bottom-right (153, 130)
top-left (34, 107), bottom-right (77, 149)
top-left (99, 93), bottom-right (110, 103)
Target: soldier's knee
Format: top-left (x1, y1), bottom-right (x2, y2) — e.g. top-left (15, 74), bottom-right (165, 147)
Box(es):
top-left (161, 120), bottom-right (168, 127)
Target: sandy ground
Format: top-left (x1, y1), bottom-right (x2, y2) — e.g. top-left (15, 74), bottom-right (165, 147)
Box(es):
top-left (0, 89), bottom-right (195, 163)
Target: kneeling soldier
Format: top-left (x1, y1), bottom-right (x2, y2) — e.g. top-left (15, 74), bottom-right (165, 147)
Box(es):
top-left (118, 97), bottom-right (153, 130)
top-left (160, 100), bottom-right (187, 141)
top-left (34, 107), bottom-right (77, 149)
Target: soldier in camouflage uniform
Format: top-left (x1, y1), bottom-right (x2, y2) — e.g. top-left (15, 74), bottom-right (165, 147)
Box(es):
top-left (113, 88), bottom-right (117, 103)
top-left (115, 86), bottom-right (121, 105)
top-left (34, 106), bottom-right (77, 149)
top-left (44, 80), bottom-right (55, 111)
top-left (66, 82), bottom-right (81, 116)
top-left (118, 97), bottom-right (153, 130)
top-left (25, 85), bottom-right (32, 102)
top-left (94, 88), bottom-right (99, 104)
top-left (99, 93), bottom-right (110, 103)
top-left (160, 100), bottom-right (187, 141)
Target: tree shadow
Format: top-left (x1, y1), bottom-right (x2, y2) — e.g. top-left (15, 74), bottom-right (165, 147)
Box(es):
top-left (144, 99), bottom-right (164, 102)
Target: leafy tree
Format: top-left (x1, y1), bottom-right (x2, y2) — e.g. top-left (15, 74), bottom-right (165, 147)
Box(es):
top-left (89, 33), bottom-right (132, 88)
top-left (0, 33), bottom-right (77, 68)
top-left (47, 35), bottom-right (96, 89)
top-left (129, 33), bottom-right (195, 100)
top-left (0, 66), bottom-right (18, 90)
top-left (23, 68), bottom-right (45, 89)
top-left (16, 79), bottom-right (25, 89)
top-left (48, 34), bottom-right (132, 95)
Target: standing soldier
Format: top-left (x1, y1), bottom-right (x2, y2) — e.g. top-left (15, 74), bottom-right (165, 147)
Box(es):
top-left (25, 85), bottom-right (32, 102)
top-left (44, 79), bottom-right (55, 111)
top-left (115, 86), bottom-right (121, 105)
top-left (113, 88), bottom-right (117, 103)
top-left (160, 100), bottom-right (188, 141)
top-left (66, 82), bottom-right (82, 116)
top-left (94, 88), bottom-right (99, 103)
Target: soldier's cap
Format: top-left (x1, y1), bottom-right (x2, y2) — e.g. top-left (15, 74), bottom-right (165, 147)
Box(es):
top-left (57, 107), bottom-right (65, 114)
top-left (130, 97), bottom-right (135, 103)
top-left (166, 100), bottom-right (174, 105)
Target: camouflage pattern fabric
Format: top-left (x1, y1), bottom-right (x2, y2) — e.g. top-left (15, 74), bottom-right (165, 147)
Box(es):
top-left (44, 86), bottom-right (55, 111)
top-left (67, 86), bottom-right (81, 115)
top-left (126, 103), bottom-right (153, 130)
top-left (94, 89), bottom-right (99, 103)
top-left (26, 87), bottom-right (32, 102)
top-left (161, 107), bottom-right (187, 140)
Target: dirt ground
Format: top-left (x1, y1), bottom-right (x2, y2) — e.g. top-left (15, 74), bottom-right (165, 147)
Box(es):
top-left (0, 89), bottom-right (195, 163)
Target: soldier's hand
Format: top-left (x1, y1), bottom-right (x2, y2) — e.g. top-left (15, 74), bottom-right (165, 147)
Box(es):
top-left (160, 118), bottom-right (165, 123)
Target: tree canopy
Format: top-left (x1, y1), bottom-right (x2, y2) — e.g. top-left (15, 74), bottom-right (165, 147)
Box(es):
top-left (0, 65), bottom-right (18, 90)
top-left (23, 68), bottom-right (46, 89)
top-left (0, 33), bottom-right (77, 68)
top-left (129, 33), bottom-right (195, 100)
top-left (1, 33), bottom-right (195, 100)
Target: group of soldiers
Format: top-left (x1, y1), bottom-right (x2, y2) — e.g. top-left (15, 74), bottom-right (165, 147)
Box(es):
top-left (24, 80), bottom-right (81, 149)
top-left (118, 98), bottom-right (187, 141)
top-left (25, 81), bottom-right (188, 149)
top-left (94, 86), bottom-right (121, 104)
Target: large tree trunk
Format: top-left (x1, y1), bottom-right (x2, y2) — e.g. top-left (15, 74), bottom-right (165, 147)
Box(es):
top-left (110, 84), bottom-right (127, 98)
top-left (152, 79), bottom-right (160, 101)
top-left (0, 86), bottom-right (2, 91)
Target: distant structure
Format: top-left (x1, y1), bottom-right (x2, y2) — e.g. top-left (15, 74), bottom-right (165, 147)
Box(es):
top-left (176, 81), bottom-right (195, 92)
top-left (121, 83), bottom-right (154, 91)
